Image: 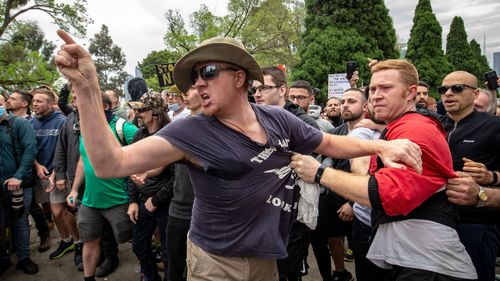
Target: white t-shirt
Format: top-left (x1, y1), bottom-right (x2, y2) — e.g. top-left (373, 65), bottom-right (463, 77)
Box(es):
top-left (367, 217), bottom-right (477, 279)
top-left (168, 107), bottom-right (191, 122)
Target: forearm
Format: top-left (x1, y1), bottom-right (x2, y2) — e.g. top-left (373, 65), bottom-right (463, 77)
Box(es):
top-left (146, 166), bottom-right (165, 178)
top-left (316, 133), bottom-right (381, 160)
top-left (319, 167), bottom-right (371, 206)
top-left (485, 188), bottom-right (500, 209)
top-left (350, 156), bottom-right (370, 175)
top-left (71, 158), bottom-right (84, 193)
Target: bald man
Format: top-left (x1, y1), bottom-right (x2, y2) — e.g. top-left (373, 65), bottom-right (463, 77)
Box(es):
top-left (440, 71), bottom-right (500, 281)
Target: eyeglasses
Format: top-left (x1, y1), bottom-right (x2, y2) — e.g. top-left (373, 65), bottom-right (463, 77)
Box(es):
top-left (249, 85), bottom-right (281, 95)
top-left (191, 64), bottom-right (240, 84)
top-left (437, 84), bottom-right (476, 95)
top-left (289, 95), bottom-right (309, 101)
top-left (135, 107), bottom-right (152, 113)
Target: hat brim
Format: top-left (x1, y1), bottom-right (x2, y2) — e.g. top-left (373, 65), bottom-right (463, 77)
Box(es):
top-left (128, 101), bottom-right (145, 109)
top-left (173, 42), bottom-right (263, 93)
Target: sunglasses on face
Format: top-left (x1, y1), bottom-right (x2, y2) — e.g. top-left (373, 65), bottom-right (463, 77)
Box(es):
top-left (249, 85), bottom-right (281, 95)
top-left (191, 64), bottom-right (240, 84)
top-left (437, 84), bottom-right (476, 95)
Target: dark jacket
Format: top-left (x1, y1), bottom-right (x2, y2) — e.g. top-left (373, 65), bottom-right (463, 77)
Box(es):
top-left (283, 100), bottom-right (320, 130)
top-left (127, 127), bottom-right (174, 207)
top-left (53, 111), bottom-right (81, 186)
top-left (441, 110), bottom-right (500, 224)
top-left (31, 110), bottom-right (66, 172)
top-left (0, 114), bottom-right (37, 184)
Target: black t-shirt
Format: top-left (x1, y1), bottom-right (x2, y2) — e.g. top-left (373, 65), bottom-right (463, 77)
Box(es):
top-left (156, 104), bottom-right (323, 258)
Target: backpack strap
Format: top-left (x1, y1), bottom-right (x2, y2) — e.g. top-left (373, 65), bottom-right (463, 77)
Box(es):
top-left (115, 117), bottom-right (127, 145)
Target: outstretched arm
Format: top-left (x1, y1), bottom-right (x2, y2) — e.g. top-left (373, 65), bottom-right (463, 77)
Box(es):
top-left (314, 133), bottom-right (422, 173)
top-left (55, 30), bottom-right (184, 178)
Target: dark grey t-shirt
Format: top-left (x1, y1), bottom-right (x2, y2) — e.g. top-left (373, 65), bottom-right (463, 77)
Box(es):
top-left (169, 162), bottom-right (195, 220)
top-left (156, 104), bottom-right (323, 259)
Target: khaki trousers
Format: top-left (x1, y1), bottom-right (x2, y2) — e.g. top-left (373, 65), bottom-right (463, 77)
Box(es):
top-left (187, 238), bottom-right (279, 281)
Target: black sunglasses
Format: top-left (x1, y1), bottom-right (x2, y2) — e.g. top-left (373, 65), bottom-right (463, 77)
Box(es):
top-left (437, 84), bottom-right (476, 95)
top-left (191, 64), bottom-right (240, 84)
top-left (249, 85), bottom-right (281, 95)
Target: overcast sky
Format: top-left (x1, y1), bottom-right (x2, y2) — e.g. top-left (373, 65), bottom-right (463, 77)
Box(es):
top-left (22, 0), bottom-right (500, 74)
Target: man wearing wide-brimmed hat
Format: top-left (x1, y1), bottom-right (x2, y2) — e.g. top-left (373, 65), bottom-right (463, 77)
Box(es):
top-left (55, 30), bottom-right (422, 281)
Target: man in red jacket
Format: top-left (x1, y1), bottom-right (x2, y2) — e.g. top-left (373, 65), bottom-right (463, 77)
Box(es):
top-left (292, 59), bottom-right (477, 280)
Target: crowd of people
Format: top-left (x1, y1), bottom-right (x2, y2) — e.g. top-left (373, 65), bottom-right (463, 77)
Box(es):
top-left (0, 29), bottom-right (499, 281)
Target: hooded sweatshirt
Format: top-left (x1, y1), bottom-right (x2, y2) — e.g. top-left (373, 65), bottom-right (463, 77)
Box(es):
top-left (31, 110), bottom-right (66, 172)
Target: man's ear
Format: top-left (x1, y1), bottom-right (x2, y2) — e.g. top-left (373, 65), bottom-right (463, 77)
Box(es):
top-left (472, 89), bottom-right (479, 100)
top-left (278, 85), bottom-right (287, 99)
top-left (234, 70), bottom-right (247, 88)
top-left (407, 85), bottom-right (417, 101)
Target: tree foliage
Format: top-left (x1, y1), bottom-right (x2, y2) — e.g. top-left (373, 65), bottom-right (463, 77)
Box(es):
top-left (293, 0), bottom-right (396, 105)
top-left (446, 16), bottom-right (477, 76)
top-left (292, 27), bottom-right (379, 105)
top-left (406, 0), bottom-right (452, 87)
top-left (0, 0), bottom-right (92, 39)
top-left (139, 49), bottom-right (181, 90)
top-left (88, 25), bottom-right (129, 92)
top-left (161, 0), bottom-right (304, 68)
top-left (0, 21), bottom-right (59, 90)
top-left (304, 0), bottom-right (398, 59)
top-left (469, 39), bottom-right (491, 80)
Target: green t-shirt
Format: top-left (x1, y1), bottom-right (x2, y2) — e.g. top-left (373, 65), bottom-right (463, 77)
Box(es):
top-left (80, 116), bottom-right (138, 209)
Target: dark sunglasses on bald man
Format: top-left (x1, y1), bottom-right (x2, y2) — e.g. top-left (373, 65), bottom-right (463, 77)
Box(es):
top-left (437, 84), bottom-right (476, 95)
top-left (191, 64), bottom-right (240, 84)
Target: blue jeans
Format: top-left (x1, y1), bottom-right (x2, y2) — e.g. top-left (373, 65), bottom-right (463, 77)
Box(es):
top-left (12, 188), bottom-right (32, 261)
top-left (132, 200), bottom-right (169, 281)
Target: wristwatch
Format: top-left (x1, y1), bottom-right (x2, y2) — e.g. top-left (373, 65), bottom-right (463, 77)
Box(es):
top-left (315, 164), bottom-right (327, 184)
top-left (476, 186), bottom-right (488, 208)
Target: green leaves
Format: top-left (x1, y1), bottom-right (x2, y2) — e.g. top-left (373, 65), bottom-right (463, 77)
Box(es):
top-left (446, 16), bottom-right (490, 81)
top-left (139, 49), bottom-right (181, 90)
top-left (88, 25), bottom-right (128, 92)
top-left (406, 0), bottom-right (452, 89)
top-left (161, 0), bottom-right (303, 72)
top-left (446, 16), bottom-right (474, 73)
top-left (0, 0), bottom-right (91, 91)
top-left (0, 21), bottom-right (58, 90)
top-left (0, 0), bottom-right (92, 39)
top-left (294, 0), bottom-right (395, 105)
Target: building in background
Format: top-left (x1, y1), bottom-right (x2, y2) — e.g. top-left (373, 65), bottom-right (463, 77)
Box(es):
top-left (494, 52), bottom-right (500, 74)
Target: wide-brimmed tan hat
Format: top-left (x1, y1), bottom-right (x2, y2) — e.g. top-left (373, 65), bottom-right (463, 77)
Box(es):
top-left (173, 37), bottom-right (263, 93)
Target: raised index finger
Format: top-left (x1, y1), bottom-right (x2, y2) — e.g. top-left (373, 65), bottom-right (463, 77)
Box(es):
top-left (57, 29), bottom-right (76, 44)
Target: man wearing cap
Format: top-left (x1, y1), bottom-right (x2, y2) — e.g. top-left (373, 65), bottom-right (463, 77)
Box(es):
top-left (55, 30), bottom-right (421, 280)
top-left (167, 85), bottom-right (190, 122)
top-left (127, 91), bottom-right (173, 281)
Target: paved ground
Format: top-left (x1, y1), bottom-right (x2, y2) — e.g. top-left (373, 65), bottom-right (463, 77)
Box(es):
top-left (2, 224), bottom-right (355, 281)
